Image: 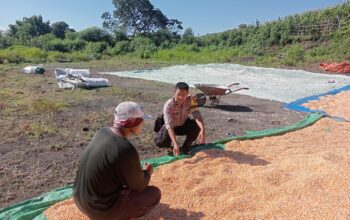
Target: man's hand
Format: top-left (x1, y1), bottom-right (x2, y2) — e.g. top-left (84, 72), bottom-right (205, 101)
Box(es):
top-left (173, 145), bottom-right (180, 156)
top-left (167, 127), bottom-right (180, 156)
top-left (143, 163), bottom-right (153, 176)
top-left (195, 117), bottom-right (206, 145)
top-left (198, 130), bottom-right (206, 144)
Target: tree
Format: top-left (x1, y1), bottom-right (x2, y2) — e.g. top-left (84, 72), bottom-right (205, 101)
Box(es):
top-left (227, 30), bottom-right (243, 46)
top-left (114, 29), bottom-right (128, 42)
top-left (8, 15), bottom-right (51, 38)
top-left (181, 28), bottom-right (195, 44)
top-left (79, 27), bottom-right (112, 44)
top-left (102, 0), bottom-right (182, 35)
top-left (0, 31), bottom-right (14, 48)
top-left (149, 28), bottom-right (180, 48)
top-left (51, 21), bottom-right (71, 39)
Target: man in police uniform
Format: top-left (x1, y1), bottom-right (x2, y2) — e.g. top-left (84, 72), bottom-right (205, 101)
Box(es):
top-left (154, 82), bottom-right (206, 156)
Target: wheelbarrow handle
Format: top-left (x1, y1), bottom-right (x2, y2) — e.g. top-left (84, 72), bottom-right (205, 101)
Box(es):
top-left (226, 87), bottom-right (249, 94)
top-left (228, 82), bottom-right (240, 87)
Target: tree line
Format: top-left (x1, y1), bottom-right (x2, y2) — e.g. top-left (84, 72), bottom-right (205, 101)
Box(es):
top-left (0, 0), bottom-right (349, 64)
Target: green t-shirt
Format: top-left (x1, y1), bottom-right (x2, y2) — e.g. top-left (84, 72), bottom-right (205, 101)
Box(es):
top-left (73, 127), bottom-right (150, 211)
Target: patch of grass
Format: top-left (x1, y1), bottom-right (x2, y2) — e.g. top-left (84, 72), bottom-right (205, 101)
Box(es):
top-left (24, 122), bottom-right (58, 139)
top-left (93, 87), bottom-right (168, 103)
top-left (82, 111), bottom-right (111, 129)
top-left (0, 88), bottom-right (30, 117)
top-left (47, 89), bottom-right (93, 105)
top-left (93, 87), bottom-right (139, 100)
top-left (0, 89), bottom-right (14, 100)
top-left (83, 131), bottom-right (94, 142)
top-left (140, 130), bottom-right (154, 146)
top-left (49, 143), bottom-right (73, 151)
top-left (43, 57), bottom-right (174, 73)
top-left (31, 99), bottom-right (69, 114)
top-left (157, 93), bottom-right (172, 101)
top-left (79, 112), bottom-right (112, 141)
top-left (152, 46), bottom-right (236, 64)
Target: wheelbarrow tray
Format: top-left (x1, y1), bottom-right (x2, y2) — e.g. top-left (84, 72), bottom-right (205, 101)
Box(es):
top-left (194, 83), bottom-right (230, 96)
top-left (194, 83), bottom-right (249, 106)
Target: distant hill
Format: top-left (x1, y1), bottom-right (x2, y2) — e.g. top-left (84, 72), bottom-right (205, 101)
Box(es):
top-left (190, 2), bottom-right (350, 66)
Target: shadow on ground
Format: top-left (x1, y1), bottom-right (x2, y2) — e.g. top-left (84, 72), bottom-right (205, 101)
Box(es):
top-left (201, 104), bottom-right (253, 112)
top-left (184, 149), bottom-right (270, 166)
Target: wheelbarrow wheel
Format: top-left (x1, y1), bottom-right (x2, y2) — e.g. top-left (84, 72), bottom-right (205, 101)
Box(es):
top-left (194, 93), bottom-right (206, 107)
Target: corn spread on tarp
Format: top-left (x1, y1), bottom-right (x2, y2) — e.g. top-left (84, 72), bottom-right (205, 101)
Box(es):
top-left (3, 84), bottom-right (346, 220)
top-left (0, 112), bottom-right (324, 220)
top-left (2, 83), bottom-right (349, 219)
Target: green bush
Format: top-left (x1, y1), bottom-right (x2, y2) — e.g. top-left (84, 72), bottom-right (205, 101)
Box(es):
top-left (65, 31), bottom-right (80, 40)
top-left (6, 51), bottom-right (26, 63)
top-left (0, 35), bottom-right (14, 49)
top-left (0, 50), bottom-right (5, 61)
top-left (84, 42), bottom-right (108, 59)
top-left (181, 28), bottom-right (195, 45)
top-left (107, 41), bottom-right (131, 56)
top-left (283, 44), bottom-right (305, 65)
top-left (188, 44), bottom-right (200, 52)
top-left (21, 47), bottom-right (47, 62)
top-left (43, 38), bottom-right (69, 52)
top-left (0, 46), bottom-right (93, 63)
top-left (39, 34), bottom-right (86, 52)
top-left (85, 42), bottom-right (108, 54)
top-left (130, 37), bottom-right (157, 59)
top-left (80, 27), bottom-right (112, 44)
top-left (63, 39), bottom-right (86, 51)
top-left (150, 29), bottom-right (178, 47)
top-left (37, 34), bottom-right (57, 49)
top-left (0, 46), bottom-right (47, 63)
top-left (67, 51), bottom-right (91, 62)
top-left (229, 48), bottom-right (241, 57)
top-left (308, 46), bottom-right (328, 57)
top-left (47, 51), bottom-right (70, 62)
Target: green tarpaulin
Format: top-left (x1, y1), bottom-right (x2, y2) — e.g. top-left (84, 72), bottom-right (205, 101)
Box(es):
top-left (0, 113), bottom-right (323, 220)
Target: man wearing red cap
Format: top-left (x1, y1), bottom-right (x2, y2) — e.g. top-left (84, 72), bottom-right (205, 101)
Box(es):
top-left (73, 102), bottom-right (161, 220)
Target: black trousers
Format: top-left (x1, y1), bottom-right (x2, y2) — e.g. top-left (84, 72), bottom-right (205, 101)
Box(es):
top-left (74, 186), bottom-right (161, 220)
top-left (154, 118), bottom-right (200, 154)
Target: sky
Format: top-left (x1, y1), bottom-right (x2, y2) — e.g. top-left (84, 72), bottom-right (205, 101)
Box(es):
top-left (0, 0), bottom-right (346, 36)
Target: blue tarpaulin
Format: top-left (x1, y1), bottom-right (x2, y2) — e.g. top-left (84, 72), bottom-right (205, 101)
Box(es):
top-left (284, 85), bottom-right (350, 114)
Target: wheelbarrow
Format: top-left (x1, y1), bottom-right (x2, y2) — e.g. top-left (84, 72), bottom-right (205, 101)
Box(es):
top-left (193, 83), bottom-right (249, 106)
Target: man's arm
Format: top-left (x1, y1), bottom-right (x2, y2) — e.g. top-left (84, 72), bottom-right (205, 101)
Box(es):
top-left (163, 100), bottom-right (181, 155)
top-left (192, 111), bottom-right (206, 144)
top-left (118, 144), bottom-right (151, 192)
top-left (167, 127), bottom-right (180, 156)
top-left (196, 116), bottom-right (206, 144)
top-left (190, 95), bottom-right (205, 143)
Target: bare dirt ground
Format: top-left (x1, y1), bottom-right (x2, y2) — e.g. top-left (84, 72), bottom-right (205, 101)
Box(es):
top-left (0, 61), bottom-right (307, 209)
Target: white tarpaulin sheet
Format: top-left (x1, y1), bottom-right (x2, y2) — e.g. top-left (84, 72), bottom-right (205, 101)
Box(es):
top-left (101, 63), bottom-right (350, 103)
